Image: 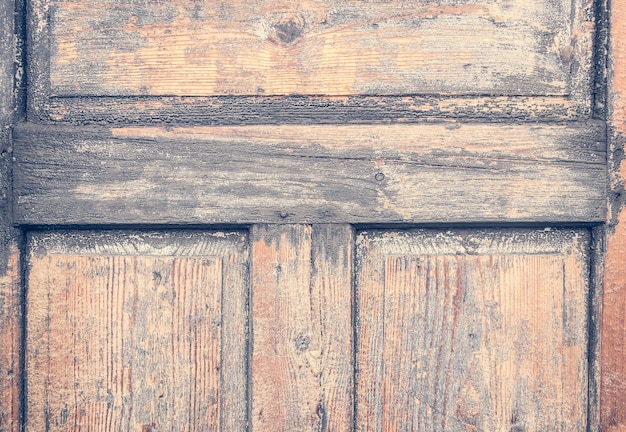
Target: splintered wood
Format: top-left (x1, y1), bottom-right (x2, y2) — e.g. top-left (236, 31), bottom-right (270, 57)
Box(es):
top-left (26, 232), bottom-right (248, 431)
top-left (356, 229), bottom-right (589, 432)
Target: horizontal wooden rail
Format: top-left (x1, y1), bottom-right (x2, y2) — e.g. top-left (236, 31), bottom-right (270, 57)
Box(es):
top-left (13, 121), bottom-right (606, 225)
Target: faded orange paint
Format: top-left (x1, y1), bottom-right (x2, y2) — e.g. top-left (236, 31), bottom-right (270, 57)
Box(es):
top-left (0, 244), bottom-right (21, 432)
top-left (601, 1), bottom-right (626, 430)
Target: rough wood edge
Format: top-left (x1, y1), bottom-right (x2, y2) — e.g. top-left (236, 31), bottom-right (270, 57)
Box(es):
top-left (569, 0), bottom-right (597, 112)
top-left (589, 225), bottom-right (604, 432)
top-left (26, 0), bottom-right (49, 121)
top-left (593, 0), bottom-right (610, 119)
top-left (26, 230), bottom-right (248, 256)
top-left (45, 95), bottom-right (590, 125)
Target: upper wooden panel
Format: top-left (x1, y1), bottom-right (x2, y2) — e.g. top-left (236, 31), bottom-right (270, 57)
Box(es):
top-left (50, 0), bottom-right (588, 96)
top-left (47, 0), bottom-right (590, 98)
top-left (28, 0), bottom-right (596, 122)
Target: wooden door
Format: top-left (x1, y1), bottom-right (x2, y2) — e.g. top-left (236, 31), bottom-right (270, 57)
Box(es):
top-left (0, 0), bottom-right (613, 431)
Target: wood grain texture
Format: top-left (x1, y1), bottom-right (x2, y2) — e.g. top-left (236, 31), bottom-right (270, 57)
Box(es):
top-left (251, 224), bottom-right (353, 431)
top-left (27, 0), bottom-right (50, 121)
top-left (356, 229), bottom-right (589, 432)
top-left (12, 122), bottom-right (606, 225)
top-left (25, 231), bottom-right (248, 431)
top-left (45, 0), bottom-right (592, 99)
top-left (601, 0), bottom-right (626, 429)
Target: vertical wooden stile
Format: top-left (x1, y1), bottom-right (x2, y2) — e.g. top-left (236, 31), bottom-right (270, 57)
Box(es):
top-left (0, 0), bottom-right (21, 428)
top-left (251, 224), bottom-right (353, 431)
top-left (601, 0), bottom-right (626, 429)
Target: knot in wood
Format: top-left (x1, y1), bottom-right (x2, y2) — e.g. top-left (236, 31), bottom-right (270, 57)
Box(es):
top-left (294, 334), bottom-right (310, 351)
top-left (268, 13), bottom-right (306, 45)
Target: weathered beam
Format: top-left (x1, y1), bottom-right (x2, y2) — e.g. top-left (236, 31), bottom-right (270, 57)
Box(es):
top-left (12, 122), bottom-right (606, 225)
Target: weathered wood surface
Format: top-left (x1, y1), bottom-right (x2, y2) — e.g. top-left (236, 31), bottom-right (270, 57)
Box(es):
top-left (43, 0), bottom-right (592, 99)
top-left (12, 122), bottom-right (606, 225)
top-left (601, 0), bottom-right (626, 430)
top-left (0, 0), bottom-right (21, 428)
top-left (356, 229), bottom-right (590, 431)
top-left (251, 224), bottom-right (353, 431)
top-left (26, 231), bottom-right (248, 431)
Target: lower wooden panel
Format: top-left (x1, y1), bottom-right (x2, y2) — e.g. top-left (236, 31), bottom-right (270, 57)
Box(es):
top-left (23, 227), bottom-right (593, 431)
top-left (356, 229), bottom-right (590, 432)
top-left (25, 231), bottom-right (248, 431)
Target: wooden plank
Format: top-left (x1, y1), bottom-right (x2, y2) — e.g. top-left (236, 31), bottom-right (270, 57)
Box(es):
top-left (12, 122), bottom-right (606, 225)
top-left (251, 224), bottom-right (353, 431)
top-left (25, 231), bottom-right (248, 431)
top-left (0, 0), bottom-right (21, 428)
top-left (601, 0), bottom-right (626, 429)
top-left (356, 229), bottom-right (590, 431)
top-left (43, 0), bottom-right (592, 99)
